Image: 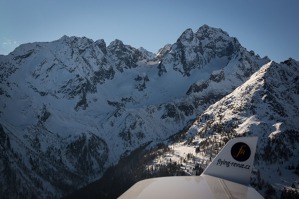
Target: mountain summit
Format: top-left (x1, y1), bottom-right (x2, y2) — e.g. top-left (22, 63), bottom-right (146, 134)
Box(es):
top-left (158, 24), bottom-right (243, 76)
top-left (0, 25), bottom-right (297, 198)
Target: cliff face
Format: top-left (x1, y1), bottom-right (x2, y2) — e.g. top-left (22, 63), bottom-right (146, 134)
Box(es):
top-left (0, 25), bottom-right (281, 198)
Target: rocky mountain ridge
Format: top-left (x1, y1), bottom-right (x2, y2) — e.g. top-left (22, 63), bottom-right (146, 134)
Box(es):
top-left (1, 24), bottom-right (296, 198)
top-left (66, 59), bottom-right (299, 198)
top-left (144, 59), bottom-right (299, 199)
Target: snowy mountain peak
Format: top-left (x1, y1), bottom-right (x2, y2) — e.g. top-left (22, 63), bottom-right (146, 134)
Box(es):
top-left (158, 25), bottom-right (243, 76)
top-left (95, 39), bottom-right (107, 54)
top-left (177, 28), bottom-right (194, 43)
top-left (143, 57), bottom-right (299, 199)
top-left (59, 35), bottom-right (94, 48)
top-left (281, 57), bottom-right (298, 66)
top-left (154, 44), bottom-right (172, 60)
top-left (108, 39), bottom-right (125, 49)
top-left (196, 24), bottom-right (230, 38)
top-left (0, 25), bottom-right (296, 198)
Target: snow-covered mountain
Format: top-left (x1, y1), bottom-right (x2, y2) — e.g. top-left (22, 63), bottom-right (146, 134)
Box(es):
top-left (1, 24), bottom-right (296, 198)
top-left (146, 58), bottom-right (299, 198)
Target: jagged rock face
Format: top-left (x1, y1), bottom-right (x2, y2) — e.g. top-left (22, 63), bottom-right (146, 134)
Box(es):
top-left (159, 25), bottom-right (242, 76)
top-left (0, 122), bottom-right (109, 198)
top-left (107, 39), bottom-right (146, 72)
top-left (154, 44), bottom-right (172, 61)
top-left (0, 25), bottom-right (274, 197)
top-left (188, 60), bottom-right (299, 138)
top-left (181, 60), bottom-right (299, 196)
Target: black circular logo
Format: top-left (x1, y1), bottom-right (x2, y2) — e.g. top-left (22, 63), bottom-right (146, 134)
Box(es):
top-left (231, 142), bottom-right (251, 162)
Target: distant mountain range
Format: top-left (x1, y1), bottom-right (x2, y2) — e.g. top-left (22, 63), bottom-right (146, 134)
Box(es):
top-left (0, 24), bottom-right (298, 198)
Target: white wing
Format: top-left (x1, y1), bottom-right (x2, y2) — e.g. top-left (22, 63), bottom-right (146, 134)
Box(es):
top-left (118, 137), bottom-right (263, 199)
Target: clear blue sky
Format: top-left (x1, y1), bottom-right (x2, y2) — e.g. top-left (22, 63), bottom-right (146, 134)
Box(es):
top-left (1, 0), bottom-right (298, 62)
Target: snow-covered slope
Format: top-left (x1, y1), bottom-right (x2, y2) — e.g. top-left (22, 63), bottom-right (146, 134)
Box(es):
top-left (152, 58), bottom-right (299, 198)
top-left (0, 25), bottom-right (275, 197)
